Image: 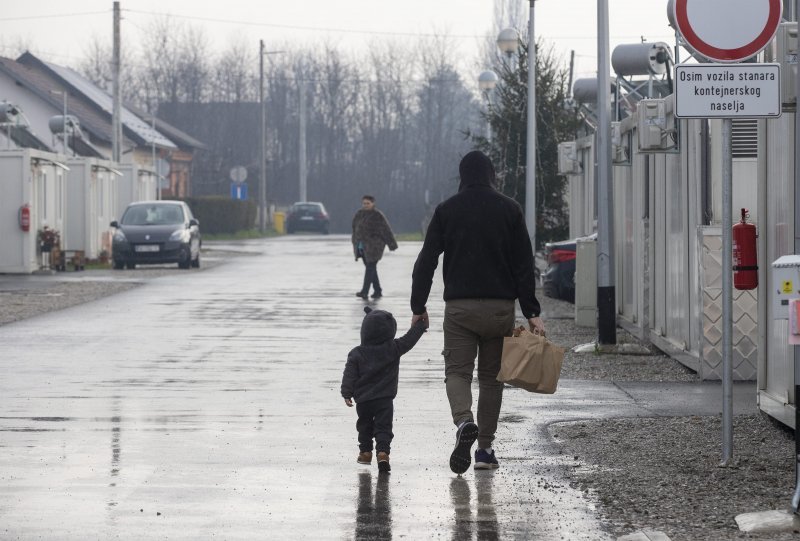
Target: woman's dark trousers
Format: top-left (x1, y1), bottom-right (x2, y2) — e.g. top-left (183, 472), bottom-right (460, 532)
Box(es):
top-left (360, 260), bottom-right (382, 297)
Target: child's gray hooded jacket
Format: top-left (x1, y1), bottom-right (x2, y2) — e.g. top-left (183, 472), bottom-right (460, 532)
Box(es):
top-left (341, 307), bottom-right (426, 403)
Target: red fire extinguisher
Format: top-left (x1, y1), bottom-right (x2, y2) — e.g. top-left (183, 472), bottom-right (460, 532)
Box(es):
top-left (733, 208), bottom-right (758, 290)
top-left (18, 204), bottom-right (30, 232)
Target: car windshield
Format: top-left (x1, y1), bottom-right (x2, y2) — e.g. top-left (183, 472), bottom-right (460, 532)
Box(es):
top-left (293, 204), bottom-right (322, 213)
top-left (121, 205), bottom-right (185, 226)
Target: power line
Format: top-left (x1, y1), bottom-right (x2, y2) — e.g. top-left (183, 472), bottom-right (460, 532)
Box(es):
top-left (0, 10), bottom-right (108, 22)
top-left (123, 8), bottom-right (481, 39)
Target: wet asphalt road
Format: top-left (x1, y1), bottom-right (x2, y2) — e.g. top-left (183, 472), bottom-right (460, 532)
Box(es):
top-left (0, 236), bottom-right (756, 540)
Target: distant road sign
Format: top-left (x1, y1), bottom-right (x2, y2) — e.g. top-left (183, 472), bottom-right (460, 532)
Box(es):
top-left (673, 0), bottom-right (782, 62)
top-left (229, 166), bottom-right (248, 183)
top-left (231, 182), bottom-right (248, 200)
top-left (674, 63), bottom-right (781, 118)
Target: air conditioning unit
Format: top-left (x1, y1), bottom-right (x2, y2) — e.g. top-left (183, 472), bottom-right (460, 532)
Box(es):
top-left (557, 142), bottom-right (581, 175)
top-left (638, 99), bottom-right (667, 151)
top-left (611, 121), bottom-right (630, 164)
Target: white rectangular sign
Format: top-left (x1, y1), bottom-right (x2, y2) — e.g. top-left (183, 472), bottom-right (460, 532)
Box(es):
top-left (674, 63), bottom-right (781, 118)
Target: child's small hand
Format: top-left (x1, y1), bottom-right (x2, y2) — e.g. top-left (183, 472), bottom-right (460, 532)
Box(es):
top-left (344, 398), bottom-right (354, 407)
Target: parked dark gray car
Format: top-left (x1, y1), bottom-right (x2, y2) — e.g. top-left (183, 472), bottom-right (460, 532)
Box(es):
top-left (111, 201), bottom-right (201, 270)
top-left (285, 202), bottom-right (330, 234)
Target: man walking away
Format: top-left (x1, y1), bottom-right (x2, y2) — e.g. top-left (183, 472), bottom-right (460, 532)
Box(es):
top-left (410, 150), bottom-right (545, 474)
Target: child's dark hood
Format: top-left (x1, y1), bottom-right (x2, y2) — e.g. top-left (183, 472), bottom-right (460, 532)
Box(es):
top-left (360, 306), bottom-right (397, 345)
top-left (458, 150), bottom-right (495, 191)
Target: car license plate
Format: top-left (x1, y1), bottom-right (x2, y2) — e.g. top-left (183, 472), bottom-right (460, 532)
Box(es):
top-left (135, 244), bottom-right (160, 252)
top-left (301, 216), bottom-right (313, 220)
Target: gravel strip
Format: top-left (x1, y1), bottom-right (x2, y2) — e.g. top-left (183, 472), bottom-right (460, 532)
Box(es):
top-left (552, 415), bottom-right (797, 540)
top-left (541, 296), bottom-right (697, 382)
top-left (0, 248), bottom-right (235, 326)
top-left (538, 295), bottom-right (797, 540)
top-left (0, 280), bottom-right (139, 325)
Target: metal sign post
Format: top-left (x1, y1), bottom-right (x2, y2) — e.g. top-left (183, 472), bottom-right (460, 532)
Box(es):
top-left (673, 0), bottom-right (782, 465)
top-left (793, 0), bottom-right (800, 513)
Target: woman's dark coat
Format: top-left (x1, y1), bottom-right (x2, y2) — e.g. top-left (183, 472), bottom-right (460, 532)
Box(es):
top-left (352, 208), bottom-right (398, 263)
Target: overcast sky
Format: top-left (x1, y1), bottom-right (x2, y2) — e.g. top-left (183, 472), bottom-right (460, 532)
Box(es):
top-left (0, 1), bottom-right (678, 86)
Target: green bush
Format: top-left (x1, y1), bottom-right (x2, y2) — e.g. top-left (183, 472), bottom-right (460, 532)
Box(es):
top-left (173, 196), bottom-right (257, 235)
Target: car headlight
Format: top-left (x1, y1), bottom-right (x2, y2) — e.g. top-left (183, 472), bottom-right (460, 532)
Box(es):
top-left (113, 229), bottom-right (127, 242)
top-left (169, 229), bottom-right (189, 242)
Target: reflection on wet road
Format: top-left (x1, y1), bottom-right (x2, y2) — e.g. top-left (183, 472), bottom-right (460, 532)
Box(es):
top-left (355, 471), bottom-right (391, 540)
top-left (0, 236), bottom-right (610, 539)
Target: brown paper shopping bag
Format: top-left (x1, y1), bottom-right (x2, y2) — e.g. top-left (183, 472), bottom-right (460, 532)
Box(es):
top-left (497, 327), bottom-right (565, 394)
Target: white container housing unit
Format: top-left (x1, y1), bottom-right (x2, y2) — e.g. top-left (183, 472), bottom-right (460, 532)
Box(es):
top-left (64, 157), bottom-right (120, 260)
top-left (115, 162), bottom-right (157, 220)
top-left (0, 149), bottom-right (68, 273)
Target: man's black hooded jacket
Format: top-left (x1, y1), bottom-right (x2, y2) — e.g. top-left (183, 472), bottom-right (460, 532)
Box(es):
top-left (410, 150), bottom-right (541, 319)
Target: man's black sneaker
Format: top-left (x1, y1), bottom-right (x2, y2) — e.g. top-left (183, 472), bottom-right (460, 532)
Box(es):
top-left (355, 292), bottom-right (368, 299)
top-left (450, 421), bottom-right (479, 474)
top-left (474, 448), bottom-right (500, 470)
top-left (371, 292), bottom-right (382, 299)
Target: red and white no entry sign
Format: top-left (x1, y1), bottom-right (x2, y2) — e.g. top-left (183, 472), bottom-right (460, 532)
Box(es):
top-left (673, 0), bottom-right (782, 63)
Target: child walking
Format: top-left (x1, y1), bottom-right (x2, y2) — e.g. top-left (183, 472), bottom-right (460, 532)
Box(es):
top-left (341, 306), bottom-right (427, 473)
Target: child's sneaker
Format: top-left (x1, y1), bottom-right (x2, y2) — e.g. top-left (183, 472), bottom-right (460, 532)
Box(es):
top-left (377, 452), bottom-right (391, 473)
top-left (474, 448), bottom-right (500, 470)
top-left (357, 451), bottom-right (372, 465)
top-left (449, 421), bottom-right (479, 474)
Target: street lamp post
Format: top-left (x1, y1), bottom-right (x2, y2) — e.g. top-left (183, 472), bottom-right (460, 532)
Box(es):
top-left (596, 0), bottom-right (616, 346)
top-left (478, 70), bottom-right (498, 142)
top-left (259, 40), bottom-right (267, 233)
top-left (258, 42), bottom-right (286, 233)
top-left (497, 0), bottom-right (538, 249)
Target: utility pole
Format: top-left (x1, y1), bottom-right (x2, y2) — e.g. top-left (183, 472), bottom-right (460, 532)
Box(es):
top-left (112, 2), bottom-right (121, 163)
top-left (526, 0), bottom-right (537, 249)
top-left (596, 0), bottom-right (617, 345)
top-left (299, 60), bottom-right (307, 203)
top-left (259, 39), bottom-right (267, 232)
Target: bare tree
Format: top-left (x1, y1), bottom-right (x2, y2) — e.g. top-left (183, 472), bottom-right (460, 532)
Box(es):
top-left (175, 25), bottom-right (211, 104)
top-left (211, 38), bottom-right (257, 103)
top-left (78, 35), bottom-right (142, 106)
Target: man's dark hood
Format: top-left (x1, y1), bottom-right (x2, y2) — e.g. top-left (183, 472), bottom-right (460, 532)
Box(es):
top-left (458, 150), bottom-right (495, 191)
top-left (360, 306), bottom-right (397, 345)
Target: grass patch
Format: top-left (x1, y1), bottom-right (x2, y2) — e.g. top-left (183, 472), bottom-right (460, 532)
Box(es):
top-left (83, 261), bottom-right (111, 271)
top-left (203, 228), bottom-right (282, 241)
top-left (396, 232), bottom-right (423, 242)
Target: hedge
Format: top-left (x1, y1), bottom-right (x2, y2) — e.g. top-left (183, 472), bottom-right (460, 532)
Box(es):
top-left (171, 196), bottom-right (257, 235)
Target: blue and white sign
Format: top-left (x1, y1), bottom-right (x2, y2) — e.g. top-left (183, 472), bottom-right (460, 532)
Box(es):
top-left (231, 182), bottom-right (248, 200)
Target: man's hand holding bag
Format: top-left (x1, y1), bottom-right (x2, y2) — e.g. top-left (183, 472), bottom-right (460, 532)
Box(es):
top-left (497, 326), bottom-right (565, 394)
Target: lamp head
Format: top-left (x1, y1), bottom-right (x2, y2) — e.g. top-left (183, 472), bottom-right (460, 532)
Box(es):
top-left (478, 70), bottom-right (498, 91)
top-left (497, 28), bottom-right (520, 55)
